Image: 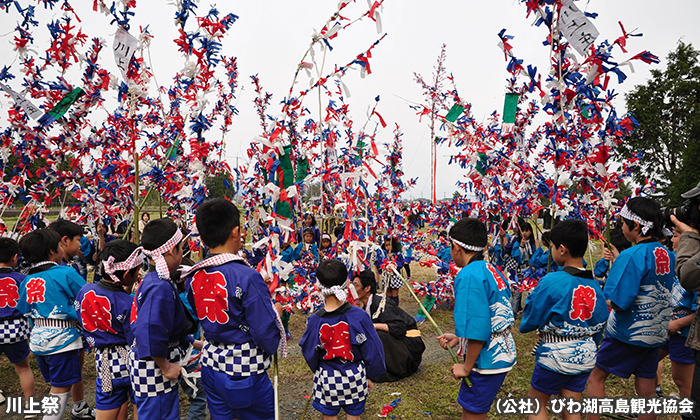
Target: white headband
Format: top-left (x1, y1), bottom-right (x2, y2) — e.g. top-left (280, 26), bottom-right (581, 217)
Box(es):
top-left (142, 229), bottom-right (183, 279)
top-left (447, 225), bottom-right (485, 252)
top-left (319, 280), bottom-right (349, 302)
top-left (103, 249), bottom-right (145, 283)
top-left (619, 204), bottom-right (654, 235)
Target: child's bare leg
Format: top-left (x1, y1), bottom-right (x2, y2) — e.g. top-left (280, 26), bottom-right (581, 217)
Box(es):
top-left (527, 386), bottom-right (550, 420)
top-left (671, 360), bottom-right (695, 398)
top-left (585, 367), bottom-right (609, 420)
top-left (560, 389), bottom-right (583, 420)
top-left (322, 415), bottom-right (339, 420)
top-left (635, 376), bottom-right (657, 420)
top-left (14, 356), bottom-right (35, 399)
top-left (346, 415), bottom-right (361, 420)
top-left (96, 407), bottom-right (120, 420)
top-left (461, 408), bottom-right (487, 420)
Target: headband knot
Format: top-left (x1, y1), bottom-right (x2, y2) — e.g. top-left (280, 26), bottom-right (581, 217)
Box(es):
top-left (619, 204), bottom-right (654, 236)
top-left (103, 249), bottom-right (145, 283)
top-left (319, 280), bottom-right (349, 302)
top-left (142, 229), bottom-right (183, 279)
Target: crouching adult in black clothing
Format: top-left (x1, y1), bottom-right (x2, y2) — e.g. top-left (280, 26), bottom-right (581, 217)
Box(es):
top-left (352, 270), bottom-right (425, 382)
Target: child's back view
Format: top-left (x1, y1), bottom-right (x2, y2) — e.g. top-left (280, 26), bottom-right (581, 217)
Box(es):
top-left (587, 197), bottom-right (675, 420)
top-left (0, 237), bottom-right (35, 409)
top-left (129, 218), bottom-right (199, 420)
top-left (76, 239), bottom-right (143, 420)
top-left (300, 259), bottom-right (386, 420)
top-left (184, 198), bottom-right (282, 420)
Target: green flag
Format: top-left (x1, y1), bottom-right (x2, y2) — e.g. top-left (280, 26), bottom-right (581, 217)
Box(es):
top-left (38, 87), bottom-right (85, 126)
top-left (502, 93), bottom-right (519, 124)
top-left (276, 145), bottom-right (294, 219)
top-left (445, 104), bottom-right (464, 123)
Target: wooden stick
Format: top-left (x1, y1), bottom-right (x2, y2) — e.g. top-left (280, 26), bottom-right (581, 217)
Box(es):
top-left (390, 266), bottom-right (471, 386)
top-left (273, 352), bottom-right (280, 420)
top-left (299, 387), bottom-right (312, 420)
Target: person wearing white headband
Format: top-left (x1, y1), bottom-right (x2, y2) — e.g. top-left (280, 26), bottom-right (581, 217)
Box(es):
top-left (129, 218), bottom-right (200, 420)
top-left (299, 259), bottom-right (386, 420)
top-left (75, 240), bottom-right (143, 420)
top-left (587, 196), bottom-right (675, 420)
top-left (436, 218), bottom-right (516, 420)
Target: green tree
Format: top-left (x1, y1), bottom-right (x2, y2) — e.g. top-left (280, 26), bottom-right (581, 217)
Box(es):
top-left (619, 41), bottom-right (700, 206)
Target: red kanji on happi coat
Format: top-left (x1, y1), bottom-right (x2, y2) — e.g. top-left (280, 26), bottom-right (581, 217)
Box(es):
top-left (81, 290), bottom-right (116, 333)
top-left (191, 270), bottom-right (230, 324)
top-left (319, 321), bottom-right (354, 361)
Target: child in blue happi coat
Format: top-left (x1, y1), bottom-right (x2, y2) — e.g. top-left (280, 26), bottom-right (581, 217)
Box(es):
top-left (587, 197), bottom-right (675, 420)
top-left (18, 228), bottom-right (88, 420)
top-left (437, 218), bottom-right (517, 419)
top-left (0, 238), bottom-right (36, 409)
top-left (76, 239), bottom-right (142, 420)
top-left (593, 234), bottom-right (631, 286)
top-left (655, 226), bottom-right (696, 400)
top-left (129, 218), bottom-right (201, 420)
top-left (521, 219), bottom-right (608, 420)
top-left (185, 198), bottom-right (282, 420)
top-left (375, 236), bottom-right (405, 306)
top-left (300, 259), bottom-right (386, 420)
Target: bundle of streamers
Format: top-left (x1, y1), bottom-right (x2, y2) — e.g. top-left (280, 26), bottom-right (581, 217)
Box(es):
top-left (0, 0), bottom-right (241, 243)
top-left (411, 0), bottom-right (657, 236)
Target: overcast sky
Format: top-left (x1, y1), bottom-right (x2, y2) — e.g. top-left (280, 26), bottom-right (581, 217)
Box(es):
top-left (1, 0), bottom-right (699, 200)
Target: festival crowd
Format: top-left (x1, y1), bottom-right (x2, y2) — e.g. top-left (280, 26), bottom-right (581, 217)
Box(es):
top-left (1, 180), bottom-right (700, 420)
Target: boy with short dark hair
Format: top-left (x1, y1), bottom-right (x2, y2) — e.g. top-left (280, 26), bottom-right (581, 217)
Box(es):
top-left (129, 218), bottom-right (200, 420)
top-left (76, 240), bottom-right (143, 420)
top-left (587, 197), bottom-right (674, 420)
top-left (48, 219), bottom-right (85, 278)
top-left (299, 259), bottom-right (386, 420)
top-left (436, 218), bottom-right (517, 420)
top-left (0, 237), bottom-right (36, 409)
top-left (49, 219), bottom-right (95, 419)
top-left (18, 228), bottom-right (87, 420)
top-left (183, 198), bottom-right (282, 420)
top-left (520, 219), bottom-right (608, 420)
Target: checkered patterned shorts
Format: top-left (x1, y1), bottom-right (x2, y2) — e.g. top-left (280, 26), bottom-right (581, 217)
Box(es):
top-left (382, 271), bottom-right (403, 290)
top-left (201, 340), bottom-right (271, 376)
top-left (0, 317), bottom-right (30, 345)
top-left (313, 363), bottom-right (368, 406)
top-left (96, 346), bottom-right (130, 380)
top-left (129, 346), bottom-right (182, 398)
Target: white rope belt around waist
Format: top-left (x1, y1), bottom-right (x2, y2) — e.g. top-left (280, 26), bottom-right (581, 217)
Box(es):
top-left (99, 345), bottom-right (130, 393)
top-left (540, 332), bottom-right (589, 343)
top-left (32, 318), bottom-right (79, 329)
top-left (530, 333), bottom-right (590, 356)
top-left (491, 329), bottom-right (511, 339)
top-left (673, 308), bottom-right (694, 319)
top-left (178, 344), bottom-right (201, 398)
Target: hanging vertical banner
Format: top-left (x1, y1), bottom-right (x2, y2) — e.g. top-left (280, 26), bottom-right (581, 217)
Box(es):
top-left (503, 93), bottom-right (519, 124)
top-left (0, 82), bottom-right (43, 120)
top-left (559, 0), bottom-right (600, 56)
top-left (113, 27), bottom-right (138, 82)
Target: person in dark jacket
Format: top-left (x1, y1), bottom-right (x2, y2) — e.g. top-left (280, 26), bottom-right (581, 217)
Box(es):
top-left (351, 270), bottom-right (425, 382)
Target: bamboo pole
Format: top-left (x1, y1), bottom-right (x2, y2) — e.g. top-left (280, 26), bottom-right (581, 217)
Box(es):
top-left (390, 266), bottom-right (471, 386)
